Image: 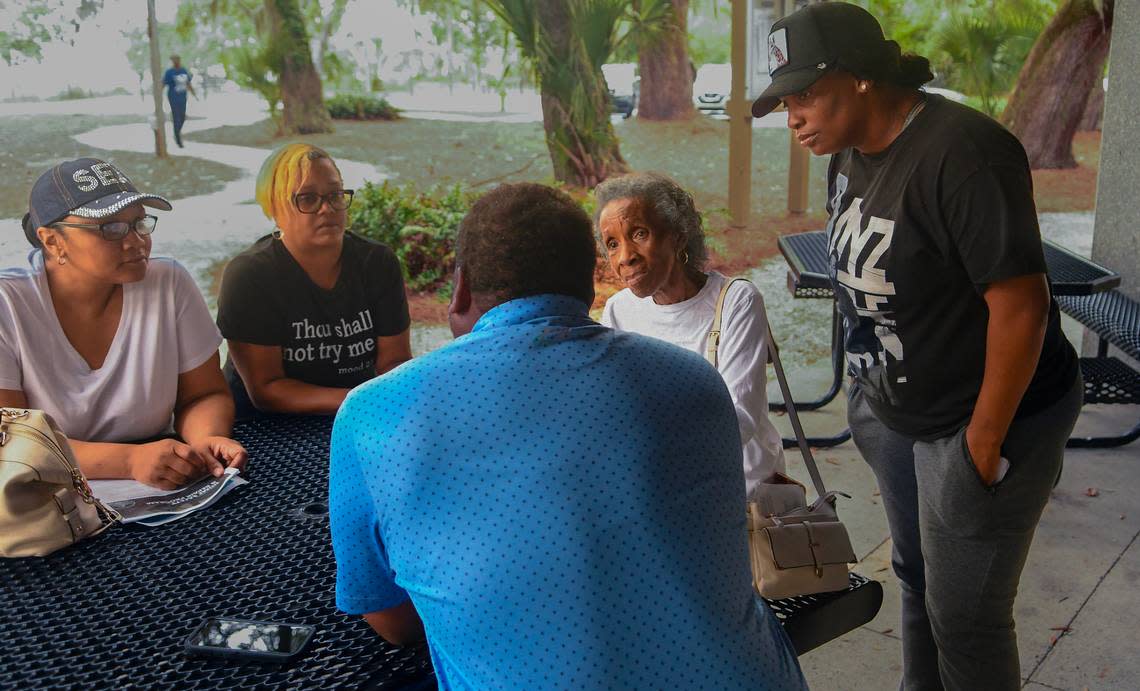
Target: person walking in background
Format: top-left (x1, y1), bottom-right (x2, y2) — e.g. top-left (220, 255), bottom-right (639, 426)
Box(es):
top-left (750, 3), bottom-right (1081, 689)
top-left (162, 54), bottom-right (195, 148)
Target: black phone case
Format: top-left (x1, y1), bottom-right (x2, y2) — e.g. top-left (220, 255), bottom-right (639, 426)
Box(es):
top-left (184, 618), bottom-right (315, 664)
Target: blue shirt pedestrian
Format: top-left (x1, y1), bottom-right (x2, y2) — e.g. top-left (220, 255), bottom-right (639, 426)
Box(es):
top-left (329, 294), bottom-right (806, 690)
top-left (162, 62), bottom-right (192, 146)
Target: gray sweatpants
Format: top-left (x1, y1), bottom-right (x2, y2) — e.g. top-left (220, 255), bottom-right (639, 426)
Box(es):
top-left (848, 375), bottom-right (1082, 691)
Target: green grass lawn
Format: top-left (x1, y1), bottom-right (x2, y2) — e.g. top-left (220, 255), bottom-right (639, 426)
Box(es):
top-left (187, 115), bottom-right (834, 220)
top-left (0, 114), bottom-right (243, 219)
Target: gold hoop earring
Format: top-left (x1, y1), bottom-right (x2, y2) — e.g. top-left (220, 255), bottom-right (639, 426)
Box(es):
top-left (679, 248), bottom-right (690, 265)
top-left (859, 82), bottom-right (868, 92)
top-left (272, 229), bottom-right (283, 240)
top-left (57, 255), bottom-right (67, 266)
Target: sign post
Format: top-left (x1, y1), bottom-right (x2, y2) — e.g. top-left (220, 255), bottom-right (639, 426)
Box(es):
top-left (147, 0), bottom-right (168, 158)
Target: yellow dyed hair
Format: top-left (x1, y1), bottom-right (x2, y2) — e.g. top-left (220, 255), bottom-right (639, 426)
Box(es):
top-left (254, 143), bottom-right (342, 220)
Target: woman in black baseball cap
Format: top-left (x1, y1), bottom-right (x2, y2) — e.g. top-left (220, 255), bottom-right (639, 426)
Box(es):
top-left (1, 158), bottom-right (246, 490)
top-left (753, 4), bottom-right (1081, 690)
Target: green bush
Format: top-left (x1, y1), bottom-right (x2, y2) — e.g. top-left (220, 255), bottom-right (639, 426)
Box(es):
top-left (326, 94), bottom-right (400, 121)
top-left (348, 182), bottom-right (473, 293)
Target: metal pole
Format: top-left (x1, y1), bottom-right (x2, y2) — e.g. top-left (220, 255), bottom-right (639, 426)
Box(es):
top-left (147, 0), bottom-right (168, 158)
top-left (727, 0), bottom-right (752, 228)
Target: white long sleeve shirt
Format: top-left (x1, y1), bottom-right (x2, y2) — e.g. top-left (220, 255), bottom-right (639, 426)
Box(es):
top-left (602, 271), bottom-right (786, 498)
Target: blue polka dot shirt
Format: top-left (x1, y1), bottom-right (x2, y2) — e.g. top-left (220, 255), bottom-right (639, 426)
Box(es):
top-left (330, 294), bottom-right (806, 690)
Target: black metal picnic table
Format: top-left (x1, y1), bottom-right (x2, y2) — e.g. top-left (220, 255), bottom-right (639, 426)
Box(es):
top-left (0, 414), bottom-right (881, 690)
top-left (774, 230), bottom-right (1123, 448)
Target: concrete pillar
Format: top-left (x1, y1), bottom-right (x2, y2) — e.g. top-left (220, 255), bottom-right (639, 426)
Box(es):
top-left (1090, 1), bottom-right (1140, 300)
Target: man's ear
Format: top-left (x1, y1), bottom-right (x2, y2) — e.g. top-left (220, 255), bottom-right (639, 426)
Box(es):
top-left (449, 266), bottom-right (471, 315)
top-left (447, 266), bottom-right (477, 338)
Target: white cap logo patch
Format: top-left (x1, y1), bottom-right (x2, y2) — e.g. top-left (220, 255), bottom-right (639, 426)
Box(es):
top-left (768, 28), bottom-right (789, 75)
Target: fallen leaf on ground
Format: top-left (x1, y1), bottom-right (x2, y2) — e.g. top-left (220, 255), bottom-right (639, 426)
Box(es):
top-left (1050, 625), bottom-right (1072, 632)
top-left (825, 458), bottom-right (840, 465)
top-left (872, 489), bottom-right (881, 496)
top-left (1085, 487), bottom-right (1100, 497)
top-left (880, 628), bottom-right (893, 634)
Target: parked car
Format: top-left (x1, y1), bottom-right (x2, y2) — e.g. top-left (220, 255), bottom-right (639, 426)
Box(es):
top-left (693, 63), bottom-right (731, 114)
top-left (602, 63), bottom-right (639, 118)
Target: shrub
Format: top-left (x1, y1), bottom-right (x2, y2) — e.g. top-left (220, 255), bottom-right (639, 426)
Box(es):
top-left (326, 94), bottom-right (400, 121)
top-left (348, 182), bottom-right (473, 293)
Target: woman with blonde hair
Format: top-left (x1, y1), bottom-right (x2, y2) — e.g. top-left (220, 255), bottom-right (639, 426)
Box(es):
top-left (217, 143), bottom-right (411, 416)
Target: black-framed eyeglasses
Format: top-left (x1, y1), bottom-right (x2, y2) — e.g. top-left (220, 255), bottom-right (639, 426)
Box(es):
top-left (49, 214), bottom-right (158, 241)
top-left (292, 190), bottom-right (354, 214)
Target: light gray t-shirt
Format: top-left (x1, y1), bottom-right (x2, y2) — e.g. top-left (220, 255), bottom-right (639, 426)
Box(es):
top-left (0, 253), bottom-right (221, 441)
top-left (602, 270), bottom-right (786, 497)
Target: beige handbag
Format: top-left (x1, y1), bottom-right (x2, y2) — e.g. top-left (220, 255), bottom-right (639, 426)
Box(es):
top-left (708, 278), bottom-right (856, 599)
top-left (0, 407), bottom-right (119, 557)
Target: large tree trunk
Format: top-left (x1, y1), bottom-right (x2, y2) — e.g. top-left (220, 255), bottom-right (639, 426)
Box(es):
top-left (1003, 0), bottom-right (1113, 169)
top-left (266, 0), bottom-right (332, 135)
top-left (637, 0), bottom-right (695, 120)
top-left (1079, 81), bottom-right (1105, 131)
top-left (535, 0), bottom-right (628, 188)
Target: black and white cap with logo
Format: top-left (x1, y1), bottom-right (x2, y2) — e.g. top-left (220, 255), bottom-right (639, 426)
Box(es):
top-left (22, 157), bottom-right (172, 246)
top-left (751, 2), bottom-right (893, 118)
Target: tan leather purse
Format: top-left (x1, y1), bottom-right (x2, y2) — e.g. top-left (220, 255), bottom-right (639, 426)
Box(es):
top-left (708, 278), bottom-right (856, 599)
top-left (1, 407), bottom-right (119, 557)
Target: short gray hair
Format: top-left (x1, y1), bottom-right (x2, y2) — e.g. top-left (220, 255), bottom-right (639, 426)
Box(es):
top-left (593, 172), bottom-right (707, 270)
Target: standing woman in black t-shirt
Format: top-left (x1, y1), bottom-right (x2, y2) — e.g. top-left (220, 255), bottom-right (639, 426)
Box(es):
top-left (217, 144), bottom-right (411, 416)
top-left (751, 4), bottom-right (1081, 690)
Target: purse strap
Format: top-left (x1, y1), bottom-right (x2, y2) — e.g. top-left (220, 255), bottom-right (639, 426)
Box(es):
top-left (706, 277), bottom-right (830, 501)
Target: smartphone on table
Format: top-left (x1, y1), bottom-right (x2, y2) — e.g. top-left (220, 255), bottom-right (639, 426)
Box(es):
top-left (185, 617), bottom-right (315, 663)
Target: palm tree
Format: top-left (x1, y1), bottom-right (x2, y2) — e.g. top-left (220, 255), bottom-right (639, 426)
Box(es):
top-left (933, 8), bottom-right (1042, 117)
top-left (486, 0), bottom-right (629, 188)
top-left (1003, 0), bottom-right (1114, 168)
top-left (635, 0), bottom-right (696, 120)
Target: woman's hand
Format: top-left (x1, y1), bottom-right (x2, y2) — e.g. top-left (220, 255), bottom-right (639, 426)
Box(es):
top-left (127, 440), bottom-right (215, 490)
top-left (191, 436), bottom-right (248, 473)
top-left (965, 424), bottom-right (1003, 486)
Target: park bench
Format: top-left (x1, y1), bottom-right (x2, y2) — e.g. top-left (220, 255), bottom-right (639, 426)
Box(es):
top-left (1055, 289), bottom-right (1140, 448)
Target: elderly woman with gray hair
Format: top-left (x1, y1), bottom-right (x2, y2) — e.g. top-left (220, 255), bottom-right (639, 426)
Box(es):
top-left (596, 172), bottom-right (785, 496)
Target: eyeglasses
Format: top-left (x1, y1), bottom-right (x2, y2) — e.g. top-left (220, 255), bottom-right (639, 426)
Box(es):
top-left (292, 190), bottom-right (354, 214)
top-left (49, 214), bottom-right (158, 241)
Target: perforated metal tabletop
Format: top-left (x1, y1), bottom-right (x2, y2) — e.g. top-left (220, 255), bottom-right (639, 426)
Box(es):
top-left (0, 415), bottom-right (433, 690)
top-left (1, 415), bottom-right (883, 688)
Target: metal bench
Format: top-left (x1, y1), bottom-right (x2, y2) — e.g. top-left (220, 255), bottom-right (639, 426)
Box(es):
top-left (766, 573), bottom-right (883, 655)
top-left (1056, 289), bottom-right (1140, 448)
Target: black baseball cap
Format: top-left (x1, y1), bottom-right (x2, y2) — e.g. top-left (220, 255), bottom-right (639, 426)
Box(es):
top-left (751, 2), bottom-right (895, 117)
top-left (22, 158), bottom-right (172, 247)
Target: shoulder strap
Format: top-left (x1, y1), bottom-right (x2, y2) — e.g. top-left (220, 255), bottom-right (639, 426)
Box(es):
top-left (705, 277), bottom-right (746, 369)
top-left (765, 309), bottom-right (830, 500)
top-left (702, 279), bottom-right (831, 500)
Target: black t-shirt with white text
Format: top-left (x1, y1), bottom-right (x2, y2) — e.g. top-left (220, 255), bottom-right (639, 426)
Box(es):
top-left (826, 94), bottom-right (1078, 440)
top-left (217, 232), bottom-right (410, 410)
